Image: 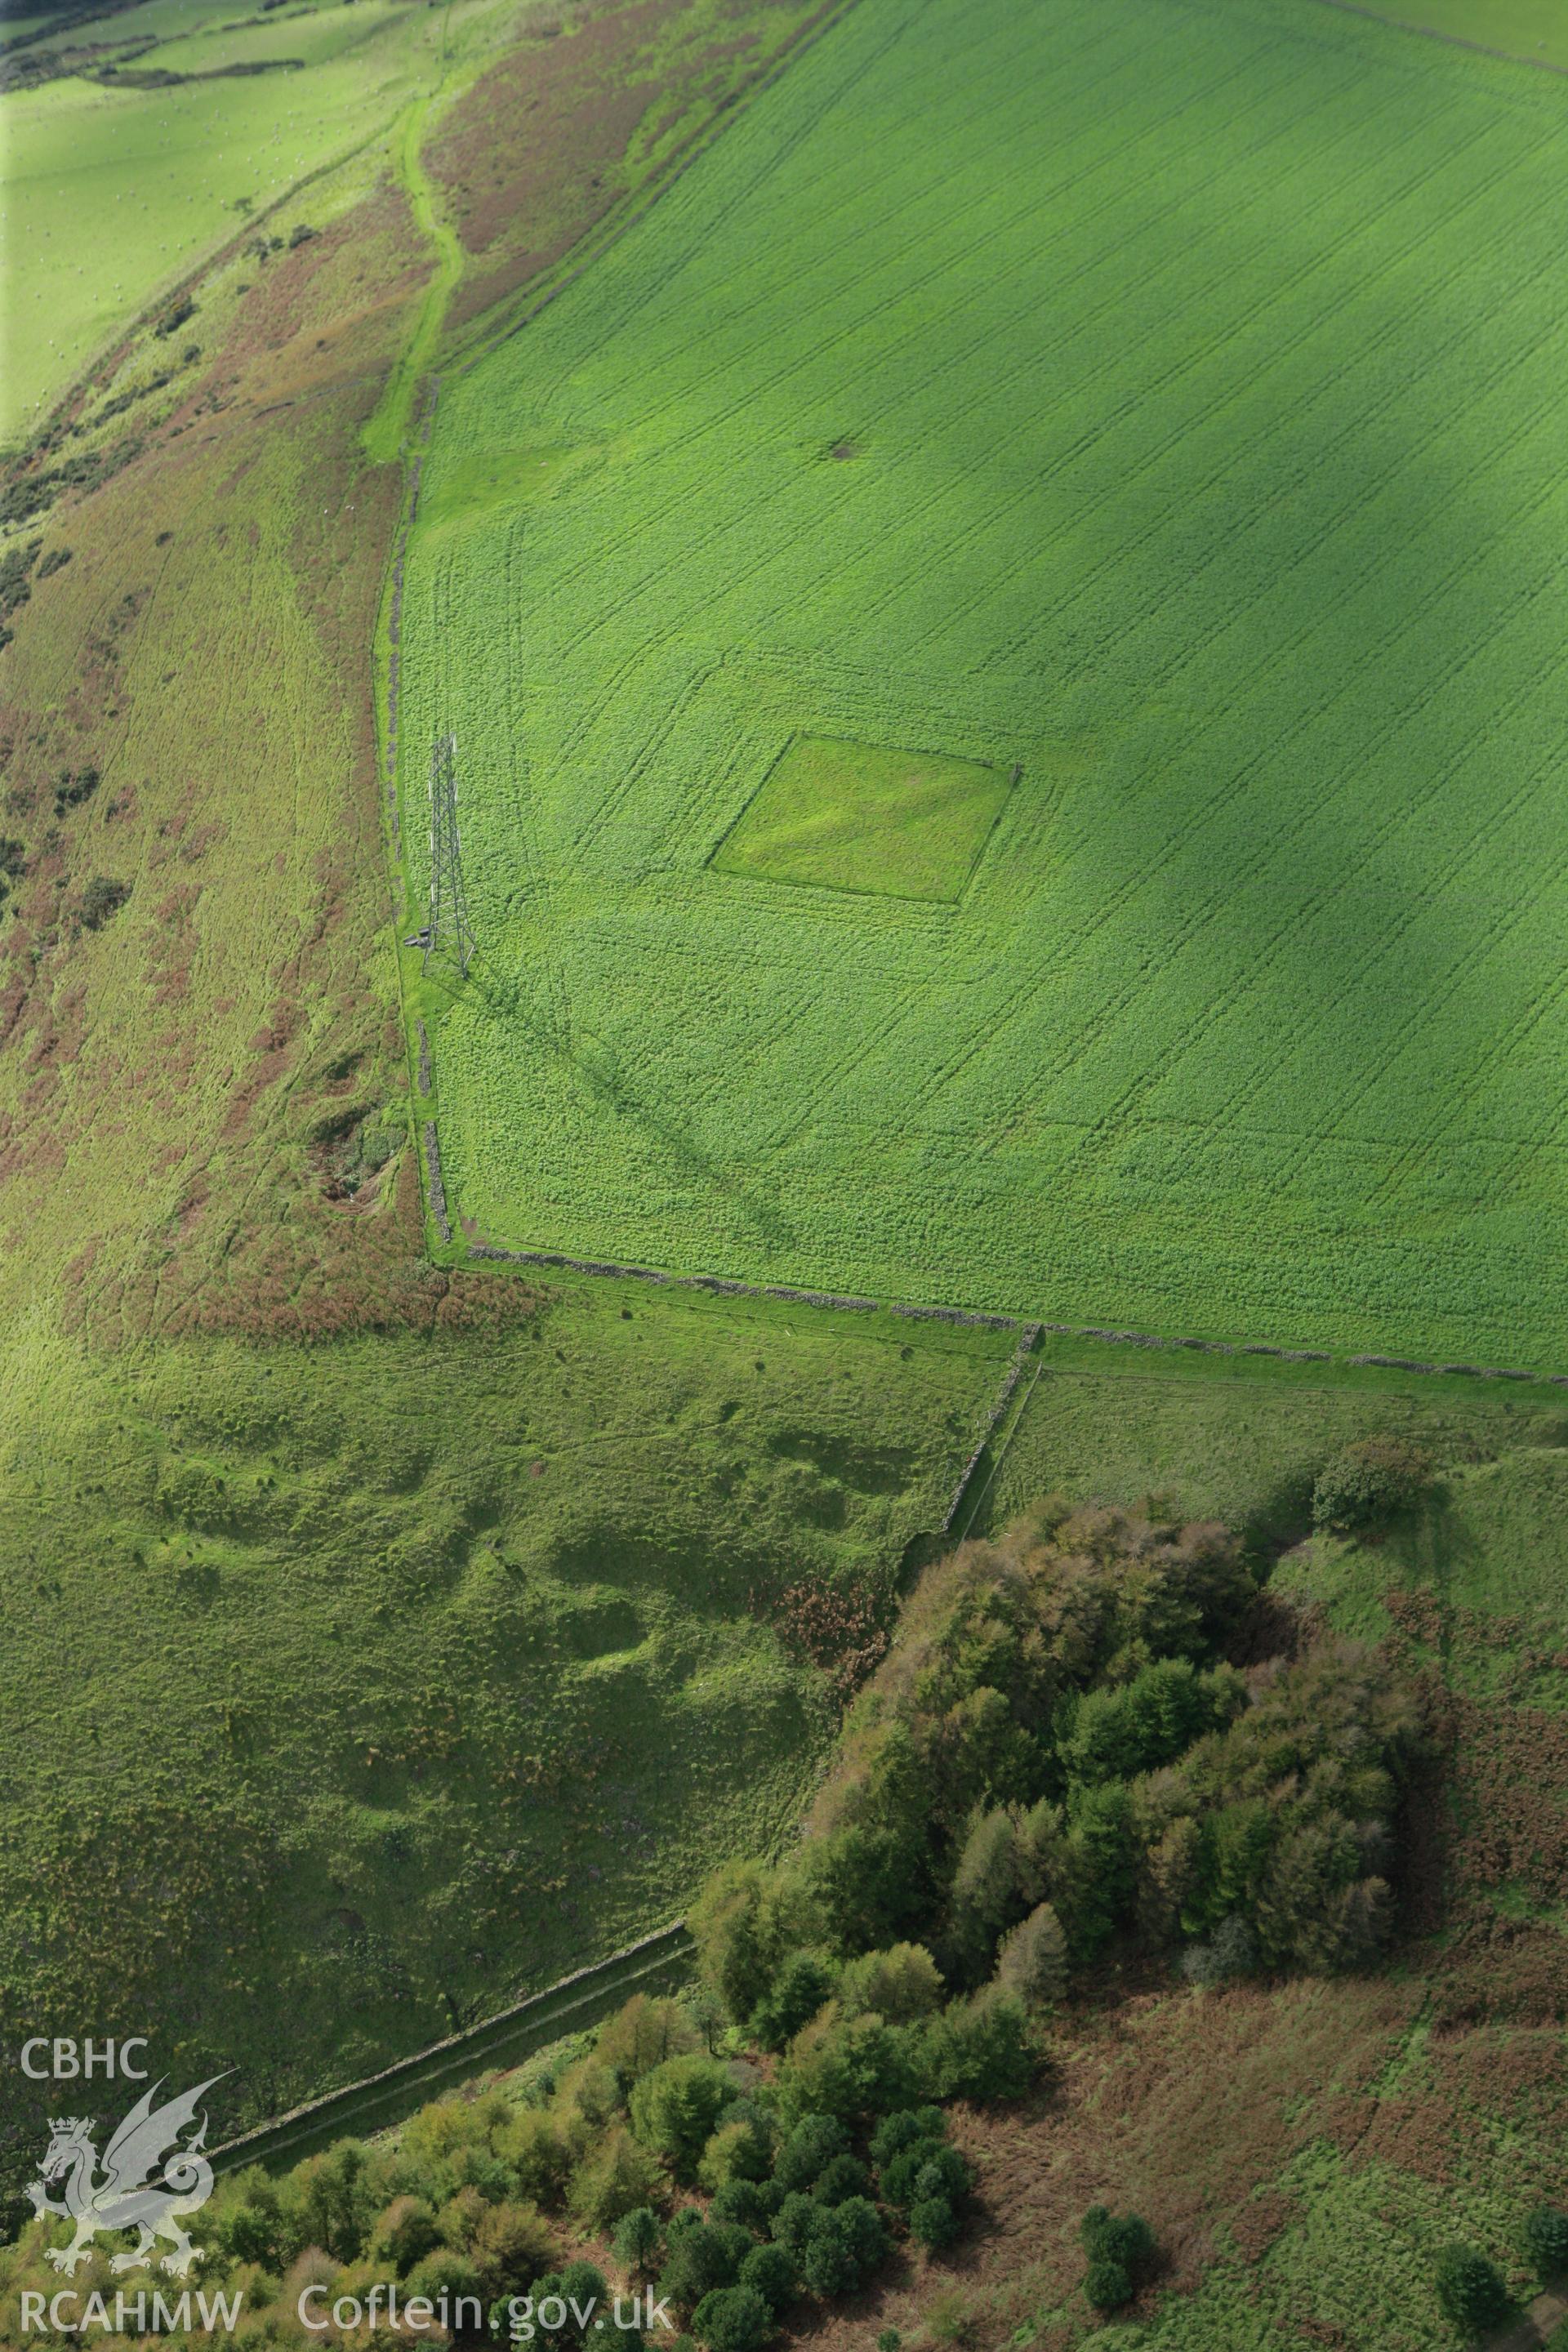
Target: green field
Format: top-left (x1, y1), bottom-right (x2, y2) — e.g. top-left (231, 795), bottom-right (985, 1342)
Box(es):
top-left (396, 0), bottom-right (1568, 1369)
top-left (0, 0), bottom-right (514, 448)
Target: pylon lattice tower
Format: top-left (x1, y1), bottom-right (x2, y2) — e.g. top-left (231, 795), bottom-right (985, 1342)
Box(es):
top-left (417, 732), bottom-right (475, 978)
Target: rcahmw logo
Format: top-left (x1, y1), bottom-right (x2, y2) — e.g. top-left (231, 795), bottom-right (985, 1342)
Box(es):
top-left (16, 2047), bottom-right (243, 2335)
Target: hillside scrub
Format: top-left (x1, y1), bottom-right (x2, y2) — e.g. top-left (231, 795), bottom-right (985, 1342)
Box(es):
top-left (691, 1506), bottom-right (1419, 2021)
top-left (1312, 1436), bottom-right (1435, 1534)
top-left (0, 1990), bottom-right (972, 2346)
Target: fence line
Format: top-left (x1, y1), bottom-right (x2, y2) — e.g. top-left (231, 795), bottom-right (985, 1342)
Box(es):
top-left (211, 1924), bottom-right (693, 2176)
top-left (942, 1323), bottom-right (1042, 1535)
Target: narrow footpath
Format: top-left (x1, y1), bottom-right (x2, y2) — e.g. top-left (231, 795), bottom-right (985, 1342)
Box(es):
top-left (363, 62), bottom-right (465, 465)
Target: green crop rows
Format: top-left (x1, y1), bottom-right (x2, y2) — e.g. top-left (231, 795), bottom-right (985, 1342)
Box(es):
top-left (395, 0), bottom-right (1568, 1367)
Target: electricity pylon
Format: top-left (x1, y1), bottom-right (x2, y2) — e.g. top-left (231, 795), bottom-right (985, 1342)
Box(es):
top-left (405, 733), bottom-right (475, 978)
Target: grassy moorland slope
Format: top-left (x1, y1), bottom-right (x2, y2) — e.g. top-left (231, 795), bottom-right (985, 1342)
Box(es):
top-left (0, 1287), bottom-right (998, 2181)
top-left (396, 0), bottom-right (1568, 1369)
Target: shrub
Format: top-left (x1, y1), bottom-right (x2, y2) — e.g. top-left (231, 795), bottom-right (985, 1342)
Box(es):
top-left (837, 1944), bottom-right (945, 2023)
top-left (612, 2206), bottom-right (664, 2279)
top-left (1080, 2208), bottom-right (1156, 2312)
top-left (870, 2109), bottom-right (947, 2170)
top-left (908, 2194), bottom-right (960, 2252)
top-left (750, 1951), bottom-right (839, 2051)
top-left (924, 2288), bottom-right (974, 2345)
top-left (1085, 2255), bottom-right (1133, 2312)
top-left (773, 2114), bottom-right (849, 2194)
top-left (993, 1904), bottom-right (1067, 2010)
top-left (1433, 2245), bottom-right (1510, 2332)
top-left (691, 2285), bottom-right (774, 2352)
top-left (710, 2179), bottom-right (769, 2232)
top-left (568, 2124), bottom-right (666, 2234)
top-left (1081, 2208), bottom-right (1154, 2265)
top-left (54, 764), bottom-right (100, 815)
top-left (78, 874), bottom-right (130, 930)
top-left (630, 2056), bottom-right (737, 2180)
top-left (660, 2221), bottom-right (755, 2312)
top-left (737, 2242), bottom-right (796, 2314)
top-left (0, 539), bottom-right (40, 631)
top-left (1312, 1438), bottom-right (1432, 1534)
top-left (1522, 2207), bottom-right (1568, 2279)
top-left (878, 2332), bottom-right (902, 2352)
top-left (813, 2154), bottom-right (872, 2207)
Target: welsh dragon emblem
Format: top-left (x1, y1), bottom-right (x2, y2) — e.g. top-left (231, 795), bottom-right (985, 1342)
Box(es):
top-left (26, 2075), bottom-right (228, 2278)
